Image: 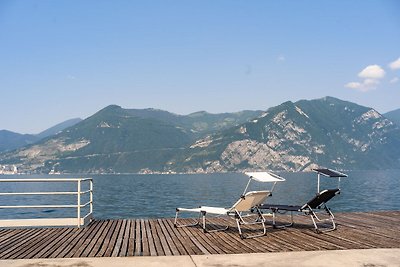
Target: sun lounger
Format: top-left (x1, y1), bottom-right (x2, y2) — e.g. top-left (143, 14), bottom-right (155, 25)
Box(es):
top-left (174, 190), bottom-right (271, 239)
top-left (259, 188), bottom-right (340, 233)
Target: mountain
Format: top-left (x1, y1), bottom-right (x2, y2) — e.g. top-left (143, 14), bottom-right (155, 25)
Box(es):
top-left (36, 118), bottom-right (82, 139)
top-left (0, 105), bottom-right (261, 173)
top-left (2, 97), bottom-right (400, 174)
top-left (166, 97), bottom-right (400, 172)
top-left (0, 130), bottom-right (38, 152)
top-left (0, 118), bottom-right (82, 153)
top-left (122, 108), bottom-right (264, 137)
top-left (384, 108), bottom-right (400, 126)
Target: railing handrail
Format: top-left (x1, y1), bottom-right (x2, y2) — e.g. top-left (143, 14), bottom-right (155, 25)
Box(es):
top-left (0, 178), bottom-right (93, 228)
top-left (0, 178), bottom-right (92, 182)
top-left (0, 189), bottom-right (92, 196)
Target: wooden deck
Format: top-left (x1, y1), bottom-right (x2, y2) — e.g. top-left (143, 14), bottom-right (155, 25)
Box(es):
top-left (0, 210), bottom-right (399, 259)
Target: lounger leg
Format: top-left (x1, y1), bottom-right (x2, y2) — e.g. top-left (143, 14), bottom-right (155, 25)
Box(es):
top-left (202, 211), bottom-right (207, 233)
top-left (310, 213), bottom-right (319, 233)
top-left (272, 210), bottom-right (294, 229)
top-left (309, 206), bottom-right (336, 233)
top-left (236, 218), bottom-right (243, 238)
top-left (237, 209), bottom-right (267, 239)
top-left (201, 211), bottom-right (229, 233)
top-left (272, 211), bottom-right (276, 227)
top-left (174, 209), bottom-right (200, 228)
top-left (238, 219), bottom-right (266, 239)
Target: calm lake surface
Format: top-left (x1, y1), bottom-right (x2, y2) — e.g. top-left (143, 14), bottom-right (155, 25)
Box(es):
top-left (0, 170), bottom-right (399, 220)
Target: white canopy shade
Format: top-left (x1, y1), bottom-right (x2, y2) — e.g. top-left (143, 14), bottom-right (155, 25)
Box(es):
top-left (245, 172), bottom-right (285, 183)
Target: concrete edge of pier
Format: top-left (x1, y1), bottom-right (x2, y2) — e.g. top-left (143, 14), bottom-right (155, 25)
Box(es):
top-left (1, 248), bottom-right (399, 267)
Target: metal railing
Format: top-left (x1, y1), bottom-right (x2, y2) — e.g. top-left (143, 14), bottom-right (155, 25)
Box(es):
top-left (0, 178), bottom-right (93, 228)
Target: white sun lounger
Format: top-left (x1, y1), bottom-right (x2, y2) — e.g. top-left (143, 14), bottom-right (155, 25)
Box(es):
top-left (174, 190), bottom-right (271, 239)
top-left (174, 171), bottom-right (285, 239)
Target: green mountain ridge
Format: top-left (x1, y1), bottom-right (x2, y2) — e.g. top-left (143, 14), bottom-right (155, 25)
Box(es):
top-left (0, 106), bottom-right (262, 173)
top-left (1, 97), bottom-right (399, 174)
top-left (0, 118), bottom-right (82, 153)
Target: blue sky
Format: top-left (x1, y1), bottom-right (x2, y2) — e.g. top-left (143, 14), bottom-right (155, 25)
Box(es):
top-left (1, 1), bottom-right (399, 134)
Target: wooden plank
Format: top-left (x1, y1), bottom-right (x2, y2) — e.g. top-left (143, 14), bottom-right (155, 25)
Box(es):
top-left (112, 219), bottom-right (127, 257)
top-left (337, 217), bottom-right (400, 242)
top-left (153, 219), bottom-right (173, 256)
top-left (157, 219), bottom-right (180, 255)
top-left (175, 223), bottom-right (217, 254)
top-left (127, 219), bottom-right (136, 256)
top-left (285, 228), bottom-right (344, 250)
top-left (17, 228), bottom-right (66, 259)
top-left (0, 228), bottom-right (48, 258)
top-left (64, 221), bottom-right (102, 258)
top-left (0, 229), bottom-right (36, 255)
top-left (170, 219), bottom-right (204, 255)
top-left (103, 219), bottom-right (123, 257)
top-left (46, 227), bottom-right (81, 258)
top-left (134, 219), bottom-right (142, 256)
top-left (217, 217), bottom-right (275, 253)
top-left (95, 219), bottom-right (119, 257)
top-left (162, 219), bottom-right (194, 255)
top-left (88, 220), bottom-right (113, 257)
top-left (148, 219), bottom-right (164, 255)
top-left (0, 229), bottom-right (23, 243)
top-left (81, 220), bottom-right (112, 257)
top-left (5, 228), bottom-right (59, 259)
top-left (118, 219), bottom-right (132, 257)
top-left (72, 220), bottom-right (104, 258)
top-left (34, 227), bottom-right (76, 258)
top-left (140, 219), bottom-right (150, 256)
top-left (144, 219), bottom-right (157, 256)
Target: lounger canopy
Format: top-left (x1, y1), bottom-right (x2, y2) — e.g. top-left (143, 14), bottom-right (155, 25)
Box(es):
top-left (243, 171), bottom-right (285, 195)
top-left (312, 168), bottom-right (347, 193)
top-left (312, 168), bottom-right (347, 178)
top-left (245, 171), bottom-right (286, 182)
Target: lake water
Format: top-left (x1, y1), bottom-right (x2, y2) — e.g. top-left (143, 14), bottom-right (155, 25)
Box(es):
top-left (0, 170), bottom-right (399, 220)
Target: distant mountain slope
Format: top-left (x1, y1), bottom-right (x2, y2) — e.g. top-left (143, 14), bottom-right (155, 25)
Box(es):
top-left (0, 130), bottom-right (38, 152)
top-left (0, 105), bottom-right (260, 173)
top-left (384, 108), bottom-right (400, 126)
top-left (167, 97), bottom-right (400, 172)
top-left (0, 118), bottom-right (82, 153)
top-left (123, 108), bottom-right (263, 137)
top-left (2, 98), bottom-right (400, 174)
top-left (36, 118), bottom-right (82, 139)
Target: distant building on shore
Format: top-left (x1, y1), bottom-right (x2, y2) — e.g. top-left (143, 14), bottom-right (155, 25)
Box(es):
top-left (0, 165), bottom-right (18, 175)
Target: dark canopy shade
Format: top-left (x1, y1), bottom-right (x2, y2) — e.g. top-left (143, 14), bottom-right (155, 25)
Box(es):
top-left (312, 168), bottom-right (348, 178)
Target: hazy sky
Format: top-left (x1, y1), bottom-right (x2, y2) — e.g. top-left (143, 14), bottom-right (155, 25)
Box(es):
top-left (1, 1), bottom-right (399, 134)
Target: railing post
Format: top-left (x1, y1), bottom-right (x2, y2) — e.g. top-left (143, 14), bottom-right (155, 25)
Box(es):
top-left (77, 179), bottom-right (81, 228)
top-left (90, 179), bottom-right (93, 215)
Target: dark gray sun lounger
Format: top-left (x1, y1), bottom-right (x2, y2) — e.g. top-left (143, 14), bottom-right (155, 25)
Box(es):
top-left (259, 188), bottom-right (340, 233)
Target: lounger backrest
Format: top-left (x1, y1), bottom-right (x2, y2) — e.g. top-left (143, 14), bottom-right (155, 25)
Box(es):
top-left (231, 191), bottom-right (271, 212)
top-left (302, 188), bottom-right (340, 210)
